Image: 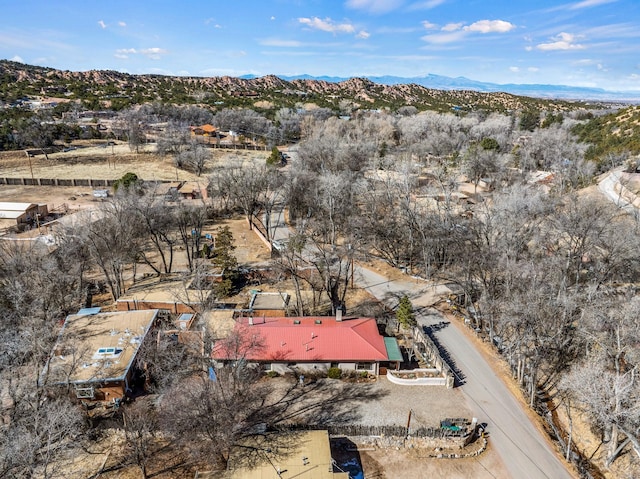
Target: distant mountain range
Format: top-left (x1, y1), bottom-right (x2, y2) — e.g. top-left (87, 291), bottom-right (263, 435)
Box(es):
top-left (0, 60), bottom-right (632, 114)
top-left (239, 73), bottom-right (640, 103)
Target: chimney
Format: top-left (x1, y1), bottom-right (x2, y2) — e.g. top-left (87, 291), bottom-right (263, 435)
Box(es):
top-left (249, 317), bottom-right (254, 326)
top-left (336, 309), bottom-right (342, 322)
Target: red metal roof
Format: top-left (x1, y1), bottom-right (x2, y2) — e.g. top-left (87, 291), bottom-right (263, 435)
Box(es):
top-left (212, 316), bottom-right (388, 362)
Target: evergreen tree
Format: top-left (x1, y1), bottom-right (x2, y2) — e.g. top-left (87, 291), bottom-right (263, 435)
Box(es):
top-left (396, 295), bottom-right (416, 330)
top-left (212, 226), bottom-right (239, 298)
top-left (266, 146), bottom-right (282, 167)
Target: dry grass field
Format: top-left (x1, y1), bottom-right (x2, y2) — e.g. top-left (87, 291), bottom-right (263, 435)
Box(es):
top-left (0, 142), bottom-right (268, 182)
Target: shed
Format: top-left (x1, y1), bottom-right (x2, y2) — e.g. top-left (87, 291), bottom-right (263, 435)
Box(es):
top-left (0, 202), bottom-right (45, 225)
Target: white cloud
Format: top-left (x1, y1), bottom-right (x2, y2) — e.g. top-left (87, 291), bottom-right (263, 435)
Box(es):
top-left (408, 0), bottom-right (447, 9)
top-left (204, 18), bottom-right (222, 27)
top-left (536, 32), bottom-right (585, 51)
top-left (421, 30), bottom-right (466, 44)
top-left (421, 18), bottom-right (514, 44)
top-left (10, 55), bottom-right (24, 63)
top-left (422, 21), bottom-right (438, 30)
top-left (270, 16), bottom-right (276, 20)
top-left (115, 47), bottom-right (167, 60)
top-left (357, 30), bottom-right (371, 39)
top-left (345, 0), bottom-right (404, 14)
top-left (298, 17), bottom-right (355, 34)
top-left (377, 26), bottom-right (419, 33)
top-left (98, 20), bottom-right (107, 29)
top-left (118, 21), bottom-right (126, 27)
top-left (570, 0), bottom-right (617, 9)
top-left (260, 38), bottom-right (303, 47)
top-left (509, 66), bottom-right (520, 72)
top-left (442, 22), bottom-right (463, 32)
top-left (140, 47), bottom-right (168, 59)
top-left (528, 67), bottom-right (539, 72)
top-left (464, 20), bottom-right (515, 34)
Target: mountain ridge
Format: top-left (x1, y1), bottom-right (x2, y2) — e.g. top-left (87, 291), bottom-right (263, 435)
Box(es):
top-left (0, 60), bottom-right (621, 113)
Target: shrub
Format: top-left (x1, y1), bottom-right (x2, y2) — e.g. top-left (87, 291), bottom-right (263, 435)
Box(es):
top-left (266, 370), bottom-right (279, 378)
top-left (327, 367), bottom-right (342, 379)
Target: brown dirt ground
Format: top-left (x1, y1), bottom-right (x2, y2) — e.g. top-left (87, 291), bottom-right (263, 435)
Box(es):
top-left (0, 143), bottom-right (268, 181)
top-left (359, 442), bottom-right (506, 479)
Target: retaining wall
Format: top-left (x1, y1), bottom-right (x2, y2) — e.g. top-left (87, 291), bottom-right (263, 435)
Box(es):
top-left (387, 368), bottom-right (448, 386)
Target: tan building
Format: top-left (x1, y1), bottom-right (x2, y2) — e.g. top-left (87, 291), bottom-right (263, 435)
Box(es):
top-left (0, 202), bottom-right (47, 229)
top-left (116, 275), bottom-right (213, 314)
top-left (178, 181), bottom-right (208, 200)
top-left (222, 430), bottom-right (349, 479)
top-left (44, 308), bottom-right (158, 403)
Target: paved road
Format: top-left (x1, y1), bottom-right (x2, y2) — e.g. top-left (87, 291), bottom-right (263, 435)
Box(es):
top-left (354, 267), bottom-right (575, 479)
top-left (268, 207), bottom-right (575, 479)
top-left (598, 169), bottom-right (639, 217)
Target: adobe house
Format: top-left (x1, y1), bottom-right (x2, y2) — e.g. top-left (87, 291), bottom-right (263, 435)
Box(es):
top-left (212, 315), bottom-right (401, 376)
top-left (190, 124), bottom-right (216, 136)
top-left (178, 181), bottom-right (208, 200)
top-left (43, 308), bottom-right (158, 404)
top-left (116, 275), bottom-right (213, 314)
top-left (221, 430), bottom-right (349, 479)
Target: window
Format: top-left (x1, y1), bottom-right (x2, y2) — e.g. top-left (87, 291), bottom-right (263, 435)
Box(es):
top-left (93, 347), bottom-right (123, 359)
top-left (75, 386), bottom-right (95, 399)
top-left (356, 362), bottom-right (373, 371)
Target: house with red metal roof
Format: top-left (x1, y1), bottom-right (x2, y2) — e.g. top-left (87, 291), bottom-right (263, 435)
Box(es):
top-left (211, 316), bottom-right (402, 376)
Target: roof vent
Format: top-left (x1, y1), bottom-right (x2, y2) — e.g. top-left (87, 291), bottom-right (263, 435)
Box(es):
top-left (293, 320), bottom-right (301, 324)
top-left (315, 319), bottom-right (322, 324)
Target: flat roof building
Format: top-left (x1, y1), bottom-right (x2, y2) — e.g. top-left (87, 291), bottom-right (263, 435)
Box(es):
top-left (44, 308), bottom-right (158, 403)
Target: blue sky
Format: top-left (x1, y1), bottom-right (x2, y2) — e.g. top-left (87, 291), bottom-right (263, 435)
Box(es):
top-left (1, 0), bottom-right (639, 91)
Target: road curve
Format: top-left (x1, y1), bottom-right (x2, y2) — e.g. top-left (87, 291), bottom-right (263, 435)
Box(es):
top-left (354, 266), bottom-right (576, 479)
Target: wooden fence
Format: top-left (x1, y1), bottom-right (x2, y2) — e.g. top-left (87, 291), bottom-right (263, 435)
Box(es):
top-left (0, 177), bottom-right (116, 187)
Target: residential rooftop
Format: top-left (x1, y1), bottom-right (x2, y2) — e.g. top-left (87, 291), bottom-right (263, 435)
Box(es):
top-left (213, 316), bottom-right (389, 363)
top-left (46, 309), bottom-right (158, 385)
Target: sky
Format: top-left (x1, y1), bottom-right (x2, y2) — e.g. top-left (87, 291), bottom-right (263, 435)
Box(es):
top-left (1, 0), bottom-right (639, 91)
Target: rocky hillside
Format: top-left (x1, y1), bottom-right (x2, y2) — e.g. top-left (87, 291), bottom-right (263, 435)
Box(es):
top-left (573, 104), bottom-right (640, 163)
top-left (0, 60), bottom-right (592, 114)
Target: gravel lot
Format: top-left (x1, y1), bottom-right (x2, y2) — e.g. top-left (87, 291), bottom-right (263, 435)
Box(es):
top-left (269, 375), bottom-right (471, 429)
top-left (354, 376), bottom-right (471, 428)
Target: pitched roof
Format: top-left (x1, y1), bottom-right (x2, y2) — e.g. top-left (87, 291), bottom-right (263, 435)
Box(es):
top-left (213, 316), bottom-right (389, 362)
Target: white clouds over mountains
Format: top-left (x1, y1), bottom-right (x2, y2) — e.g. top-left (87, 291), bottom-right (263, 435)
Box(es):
top-left (298, 17), bottom-right (369, 39)
top-left (421, 19), bottom-right (516, 44)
